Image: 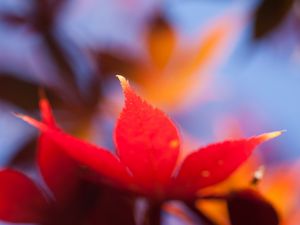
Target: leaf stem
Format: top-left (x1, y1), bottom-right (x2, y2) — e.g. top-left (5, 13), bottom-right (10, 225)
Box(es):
top-left (143, 201), bottom-right (162, 225)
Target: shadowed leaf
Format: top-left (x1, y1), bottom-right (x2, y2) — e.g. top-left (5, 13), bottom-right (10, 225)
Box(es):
top-left (8, 137), bottom-right (37, 169)
top-left (0, 74), bottom-right (38, 110)
top-left (253, 0), bottom-right (294, 39)
top-left (227, 189), bottom-right (279, 225)
top-left (96, 50), bottom-right (140, 78)
top-left (0, 169), bottom-right (48, 223)
top-left (41, 33), bottom-right (80, 96)
top-left (0, 13), bottom-right (29, 26)
top-left (0, 74), bottom-right (40, 110)
top-left (0, 73), bottom-right (60, 111)
top-left (87, 186), bottom-right (136, 225)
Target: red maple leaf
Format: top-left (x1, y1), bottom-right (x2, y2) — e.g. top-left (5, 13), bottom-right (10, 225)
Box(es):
top-left (0, 99), bottom-right (82, 223)
top-left (18, 76), bottom-right (283, 201)
top-left (0, 99), bottom-right (136, 225)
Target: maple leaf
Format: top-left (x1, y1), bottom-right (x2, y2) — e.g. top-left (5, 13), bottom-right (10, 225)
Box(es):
top-left (18, 76), bottom-right (283, 201)
top-left (0, 98), bottom-right (84, 224)
top-left (0, 98), bottom-right (135, 225)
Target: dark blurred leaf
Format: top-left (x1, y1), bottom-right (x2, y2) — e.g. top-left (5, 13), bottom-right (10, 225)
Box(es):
top-left (1, 0), bottom-right (100, 111)
top-left (42, 33), bottom-right (79, 95)
top-left (8, 137), bottom-right (37, 169)
top-left (142, 202), bottom-right (162, 225)
top-left (87, 186), bottom-right (136, 225)
top-left (0, 73), bottom-right (61, 111)
top-left (13, 0), bottom-right (82, 100)
top-left (32, 0), bottom-right (70, 31)
top-left (96, 50), bottom-right (140, 78)
top-left (227, 189), bottom-right (279, 225)
top-left (43, 180), bottom-right (101, 225)
top-left (0, 13), bottom-right (29, 26)
top-left (84, 75), bottom-right (102, 111)
top-left (31, 0), bottom-right (72, 72)
top-left (40, 31), bottom-right (99, 109)
top-left (50, 0), bottom-right (71, 17)
top-left (55, 179), bottom-right (137, 225)
top-left (146, 14), bottom-right (176, 69)
top-left (253, 0), bottom-right (294, 39)
top-left (40, 31), bottom-right (103, 113)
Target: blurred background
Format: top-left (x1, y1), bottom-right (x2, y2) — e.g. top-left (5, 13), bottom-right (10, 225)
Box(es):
top-left (0, 0), bottom-right (300, 224)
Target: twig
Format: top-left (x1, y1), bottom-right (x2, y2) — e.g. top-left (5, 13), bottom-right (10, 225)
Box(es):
top-left (143, 201), bottom-right (162, 225)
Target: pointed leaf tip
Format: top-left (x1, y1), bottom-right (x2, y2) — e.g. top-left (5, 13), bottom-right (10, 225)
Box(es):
top-left (13, 112), bottom-right (28, 121)
top-left (258, 130), bottom-right (285, 142)
top-left (116, 75), bottom-right (129, 90)
top-left (15, 113), bottom-right (44, 129)
top-left (115, 75), bottom-right (180, 194)
top-left (174, 130), bottom-right (284, 196)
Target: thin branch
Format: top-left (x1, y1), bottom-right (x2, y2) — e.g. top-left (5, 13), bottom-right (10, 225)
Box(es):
top-left (143, 202), bottom-right (162, 225)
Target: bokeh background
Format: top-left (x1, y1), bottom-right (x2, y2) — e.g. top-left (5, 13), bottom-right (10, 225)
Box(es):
top-left (0, 0), bottom-right (299, 224)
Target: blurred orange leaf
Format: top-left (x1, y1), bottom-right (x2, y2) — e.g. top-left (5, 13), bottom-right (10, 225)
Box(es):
top-left (145, 14), bottom-right (176, 69)
top-left (138, 13), bottom-right (242, 109)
